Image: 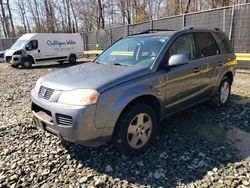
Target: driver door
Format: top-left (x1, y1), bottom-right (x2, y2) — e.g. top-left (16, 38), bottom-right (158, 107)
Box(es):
top-left (25, 40), bottom-right (40, 60)
top-left (163, 34), bottom-right (207, 114)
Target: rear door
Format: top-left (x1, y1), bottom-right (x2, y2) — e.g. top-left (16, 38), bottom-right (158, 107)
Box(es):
top-left (193, 32), bottom-right (222, 97)
top-left (163, 33), bottom-right (207, 114)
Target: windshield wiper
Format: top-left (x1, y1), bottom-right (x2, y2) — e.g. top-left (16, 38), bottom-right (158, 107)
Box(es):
top-left (113, 62), bottom-right (129, 66)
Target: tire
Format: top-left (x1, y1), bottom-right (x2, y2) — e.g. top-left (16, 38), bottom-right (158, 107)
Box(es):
top-left (209, 76), bottom-right (231, 107)
top-left (112, 104), bottom-right (157, 156)
top-left (68, 54), bottom-right (77, 64)
top-left (21, 56), bottom-right (33, 69)
top-left (11, 64), bottom-right (18, 68)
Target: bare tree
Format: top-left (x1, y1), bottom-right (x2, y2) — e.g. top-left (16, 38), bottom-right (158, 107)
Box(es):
top-left (0, 0), bottom-right (11, 37)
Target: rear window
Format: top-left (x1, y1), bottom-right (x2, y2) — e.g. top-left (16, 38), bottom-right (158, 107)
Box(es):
top-left (194, 32), bottom-right (220, 58)
top-left (215, 32), bottom-right (234, 54)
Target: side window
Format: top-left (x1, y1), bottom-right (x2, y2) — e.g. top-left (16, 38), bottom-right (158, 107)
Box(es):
top-left (215, 32), bottom-right (234, 54)
top-left (26, 40), bottom-right (38, 51)
top-left (195, 32), bottom-right (220, 58)
top-left (167, 34), bottom-right (197, 61)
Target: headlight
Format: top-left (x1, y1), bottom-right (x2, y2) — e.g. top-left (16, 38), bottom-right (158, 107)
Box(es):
top-left (35, 77), bottom-right (43, 93)
top-left (58, 89), bottom-right (100, 106)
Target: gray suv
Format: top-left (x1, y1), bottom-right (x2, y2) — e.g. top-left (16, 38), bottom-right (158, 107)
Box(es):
top-left (31, 28), bottom-right (236, 155)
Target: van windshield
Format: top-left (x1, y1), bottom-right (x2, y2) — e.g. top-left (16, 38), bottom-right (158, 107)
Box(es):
top-left (11, 40), bottom-right (27, 50)
top-left (95, 35), bottom-right (170, 67)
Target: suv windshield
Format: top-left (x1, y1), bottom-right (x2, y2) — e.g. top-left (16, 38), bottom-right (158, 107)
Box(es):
top-left (95, 35), bottom-right (170, 67)
top-left (11, 39), bottom-right (27, 50)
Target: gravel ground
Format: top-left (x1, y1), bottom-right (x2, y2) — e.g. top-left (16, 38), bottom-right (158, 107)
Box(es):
top-left (0, 62), bottom-right (250, 188)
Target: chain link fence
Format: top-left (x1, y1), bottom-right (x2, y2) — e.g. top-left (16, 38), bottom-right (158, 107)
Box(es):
top-left (0, 3), bottom-right (249, 53)
top-left (83, 3), bottom-right (250, 53)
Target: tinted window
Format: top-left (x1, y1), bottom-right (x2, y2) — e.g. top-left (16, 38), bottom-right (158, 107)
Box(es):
top-left (216, 32), bottom-right (234, 54)
top-left (168, 34), bottom-right (197, 61)
top-left (195, 33), bottom-right (220, 57)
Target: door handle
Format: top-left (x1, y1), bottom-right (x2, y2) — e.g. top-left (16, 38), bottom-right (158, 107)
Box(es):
top-left (38, 49), bottom-right (40, 53)
top-left (193, 67), bottom-right (200, 73)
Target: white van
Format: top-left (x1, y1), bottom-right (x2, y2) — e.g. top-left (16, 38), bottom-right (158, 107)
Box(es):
top-left (4, 33), bottom-right (84, 68)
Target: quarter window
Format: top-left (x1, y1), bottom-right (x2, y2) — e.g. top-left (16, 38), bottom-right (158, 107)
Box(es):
top-left (195, 32), bottom-right (220, 57)
top-left (216, 32), bottom-right (234, 54)
top-left (167, 34), bottom-right (197, 61)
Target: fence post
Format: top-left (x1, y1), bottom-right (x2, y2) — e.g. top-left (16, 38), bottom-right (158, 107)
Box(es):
top-left (150, 19), bottom-right (153, 30)
top-left (223, 9), bottom-right (226, 32)
top-left (109, 27), bottom-right (112, 44)
top-left (95, 30), bottom-right (99, 49)
top-left (182, 14), bottom-right (186, 28)
top-left (229, 5), bottom-right (235, 41)
top-left (127, 24), bottom-right (129, 36)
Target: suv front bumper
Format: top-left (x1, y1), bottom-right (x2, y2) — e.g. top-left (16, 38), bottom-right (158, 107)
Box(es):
top-left (31, 89), bottom-right (111, 145)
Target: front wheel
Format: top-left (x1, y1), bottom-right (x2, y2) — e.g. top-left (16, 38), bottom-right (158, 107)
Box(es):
top-left (112, 104), bottom-right (157, 156)
top-left (210, 77), bottom-right (231, 107)
top-left (21, 57), bottom-right (32, 69)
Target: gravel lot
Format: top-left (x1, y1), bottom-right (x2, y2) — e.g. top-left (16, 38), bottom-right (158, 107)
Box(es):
top-left (0, 62), bottom-right (250, 188)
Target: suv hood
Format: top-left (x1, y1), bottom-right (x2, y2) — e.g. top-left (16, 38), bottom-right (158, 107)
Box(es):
top-left (41, 62), bottom-right (150, 92)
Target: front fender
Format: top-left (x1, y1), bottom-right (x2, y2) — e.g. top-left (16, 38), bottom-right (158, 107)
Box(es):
top-left (94, 84), bottom-right (164, 129)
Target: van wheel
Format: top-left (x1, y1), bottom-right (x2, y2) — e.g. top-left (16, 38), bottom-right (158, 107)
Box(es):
top-left (21, 57), bottom-right (32, 69)
top-left (112, 104), bottom-right (157, 156)
top-left (209, 76), bottom-right (231, 107)
top-left (68, 55), bottom-right (77, 64)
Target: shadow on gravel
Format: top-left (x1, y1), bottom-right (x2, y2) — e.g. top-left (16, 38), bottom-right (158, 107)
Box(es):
top-left (62, 94), bottom-right (250, 187)
top-left (31, 61), bottom-right (86, 70)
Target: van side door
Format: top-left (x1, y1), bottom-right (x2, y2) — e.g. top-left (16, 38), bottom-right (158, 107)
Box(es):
top-left (163, 33), bottom-right (207, 114)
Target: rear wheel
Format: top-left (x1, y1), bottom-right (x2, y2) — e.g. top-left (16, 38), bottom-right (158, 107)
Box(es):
top-left (68, 54), bottom-right (77, 64)
top-left (112, 104), bottom-right (157, 156)
top-left (209, 77), bottom-right (231, 107)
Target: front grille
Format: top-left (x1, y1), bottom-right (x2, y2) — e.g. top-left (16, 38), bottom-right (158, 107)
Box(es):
top-left (5, 56), bottom-right (12, 63)
top-left (39, 86), bottom-right (54, 100)
top-left (56, 114), bottom-right (74, 126)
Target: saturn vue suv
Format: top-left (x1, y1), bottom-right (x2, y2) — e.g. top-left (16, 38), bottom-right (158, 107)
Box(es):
top-left (31, 28), bottom-right (237, 155)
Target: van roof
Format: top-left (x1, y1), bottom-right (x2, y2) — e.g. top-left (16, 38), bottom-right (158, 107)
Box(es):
top-left (19, 33), bottom-right (81, 40)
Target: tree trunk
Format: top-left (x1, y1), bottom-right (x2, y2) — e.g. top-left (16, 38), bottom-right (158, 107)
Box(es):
top-left (0, 11), bottom-right (7, 38)
top-left (185, 0), bottom-right (192, 13)
top-left (174, 0), bottom-right (180, 15)
top-left (0, 0), bottom-right (11, 37)
top-left (70, 0), bottom-right (78, 32)
top-left (98, 0), bottom-right (105, 29)
top-left (6, 0), bottom-right (15, 37)
top-left (66, 0), bottom-right (72, 32)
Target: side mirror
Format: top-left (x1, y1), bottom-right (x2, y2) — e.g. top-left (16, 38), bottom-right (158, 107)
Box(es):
top-left (25, 45), bottom-right (31, 51)
top-left (168, 54), bottom-right (189, 67)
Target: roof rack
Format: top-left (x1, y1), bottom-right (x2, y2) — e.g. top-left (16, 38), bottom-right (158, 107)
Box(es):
top-left (139, 29), bottom-right (176, 34)
top-left (128, 29), bottom-right (176, 36)
top-left (182, 26), bottom-right (194, 30)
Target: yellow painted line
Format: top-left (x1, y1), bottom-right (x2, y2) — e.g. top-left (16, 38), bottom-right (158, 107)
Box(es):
top-left (111, 51), bottom-right (133, 56)
top-left (83, 50), bottom-right (103, 55)
top-left (236, 53), bottom-right (250, 61)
